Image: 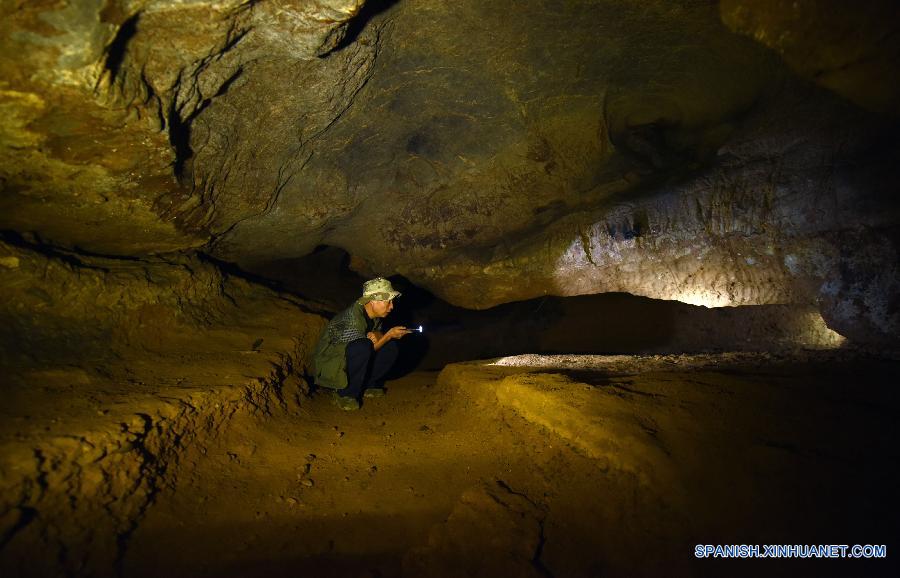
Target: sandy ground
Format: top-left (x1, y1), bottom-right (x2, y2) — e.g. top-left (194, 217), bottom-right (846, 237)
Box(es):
top-left (121, 353), bottom-right (899, 578)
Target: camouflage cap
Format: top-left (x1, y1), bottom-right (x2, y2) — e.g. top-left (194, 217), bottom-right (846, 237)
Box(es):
top-left (360, 277), bottom-right (401, 303)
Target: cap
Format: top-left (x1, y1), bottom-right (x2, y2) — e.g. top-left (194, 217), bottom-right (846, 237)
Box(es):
top-left (360, 277), bottom-right (401, 303)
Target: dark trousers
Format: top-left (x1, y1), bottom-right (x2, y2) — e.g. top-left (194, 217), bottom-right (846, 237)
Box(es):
top-left (341, 338), bottom-right (399, 399)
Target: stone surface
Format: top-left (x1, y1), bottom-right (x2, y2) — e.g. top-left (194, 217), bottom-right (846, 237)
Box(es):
top-left (212, 0), bottom-right (782, 272)
top-left (0, 237), bottom-right (325, 575)
top-left (721, 0), bottom-right (900, 117)
top-left (403, 483), bottom-right (545, 578)
top-left (5, 3), bottom-right (899, 574)
top-left (49, 356), bottom-right (886, 578)
top-left (2, 0), bottom-right (899, 344)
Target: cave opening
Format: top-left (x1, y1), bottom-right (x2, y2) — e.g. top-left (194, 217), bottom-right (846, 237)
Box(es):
top-left (3, 0), bottom-right (900, 577)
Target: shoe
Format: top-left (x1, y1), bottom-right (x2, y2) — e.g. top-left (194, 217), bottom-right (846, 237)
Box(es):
top-left (363, 387), bottom-right (385, 398)
top-left (330, 392), bottom-right (360, 411)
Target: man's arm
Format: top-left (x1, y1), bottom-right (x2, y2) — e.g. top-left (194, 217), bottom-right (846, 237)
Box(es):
top-left (367, 326), bottom-right (412, 351)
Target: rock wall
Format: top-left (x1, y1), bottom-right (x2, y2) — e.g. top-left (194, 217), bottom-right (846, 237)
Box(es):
top-left (1, 2), bottom-right (899, 572)
top-left (413, 88), bottom-right (900, 343)
top-left (0, 237), bottom-right (325, 577)
top-left (721, 0), bottom-right (900, 117)
top-left (2, 0), bottom-right (898, 346)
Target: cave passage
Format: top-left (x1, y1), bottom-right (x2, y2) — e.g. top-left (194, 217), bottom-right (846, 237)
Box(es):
top-left (3, 0), bottom-right (900, 576)
top-left (4, 239), bottom-right (897, 577)
top-left (252, 245), bottom-right (848, 372)
top-left (121, 354), bottom-right (900, 578)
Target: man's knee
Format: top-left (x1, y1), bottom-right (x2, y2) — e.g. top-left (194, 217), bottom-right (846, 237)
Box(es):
top-left (376, 340), bottom-right (399, 366)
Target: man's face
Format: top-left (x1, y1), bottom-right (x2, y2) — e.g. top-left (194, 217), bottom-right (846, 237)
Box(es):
top-left (369, 298), bottom-right (394, 318)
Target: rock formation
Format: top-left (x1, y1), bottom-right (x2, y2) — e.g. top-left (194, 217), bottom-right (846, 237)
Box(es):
top-left (2, 0), bottom-right (898, 344)
top-left (1, 236), bottom-right (322, 575)
top-left (1, 1), bottom-right (899, 575)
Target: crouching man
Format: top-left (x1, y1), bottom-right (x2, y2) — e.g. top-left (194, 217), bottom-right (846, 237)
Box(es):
top-left (312, 277), bottom-right (412, 410)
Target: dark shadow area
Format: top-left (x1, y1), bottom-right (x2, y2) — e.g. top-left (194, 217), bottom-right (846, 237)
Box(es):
top-left (197, 251), bottom-right (291, 295)
top-left (246, 246), bottom-right (362, 308)
top-left (532, 369), bottom-right (619, 388)
top-left (381, 274), bottom-right (432, 378)
top-left (326, 0), bottom-right (402, 55)
top-left (167, 101), bottom-right (192, 180)
top-left (102, 14), bottom-right (139, 83)
top-left (0, 229), bottom-right (108, 271)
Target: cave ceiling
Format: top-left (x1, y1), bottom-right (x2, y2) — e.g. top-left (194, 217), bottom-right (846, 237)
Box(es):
top-left (2, 0), bottom-right (899, 342)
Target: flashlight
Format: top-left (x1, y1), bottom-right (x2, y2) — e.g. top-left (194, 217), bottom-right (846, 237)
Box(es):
top-left (415, 325), bottom-right (424, 333)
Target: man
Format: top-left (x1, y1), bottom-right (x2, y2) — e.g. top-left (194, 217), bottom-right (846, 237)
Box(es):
top-left (312, 277), bottom-right (412, 410)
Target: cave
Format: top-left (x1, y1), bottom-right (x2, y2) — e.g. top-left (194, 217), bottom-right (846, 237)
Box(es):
top-left (1, 1), bottom-right (899, 577)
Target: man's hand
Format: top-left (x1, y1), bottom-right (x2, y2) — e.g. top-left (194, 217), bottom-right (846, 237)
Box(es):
top-left (367, 327), bottom-right (411, 351)
top-left (385, 326), bottom-right (413, 340)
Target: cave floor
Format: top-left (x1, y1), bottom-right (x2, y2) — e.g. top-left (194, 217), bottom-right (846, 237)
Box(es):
top-left (122, 353), bottom-right (899, 578)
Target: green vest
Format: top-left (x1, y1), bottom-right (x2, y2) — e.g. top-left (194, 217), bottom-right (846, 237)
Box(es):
top-left (312, 301), bottom-right (381, 390)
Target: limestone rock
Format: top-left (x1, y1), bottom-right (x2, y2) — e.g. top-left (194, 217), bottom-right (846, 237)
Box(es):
top-left (2, 0), bottom-right (899, 346)
top-left (403, 483), bottom-right (545, 578)
top-left (0, 236), bottom-right (325, 576)
top-left (721, 0), bottom-right (900, 116)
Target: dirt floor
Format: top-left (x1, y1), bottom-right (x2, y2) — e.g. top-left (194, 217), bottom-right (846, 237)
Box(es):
top-left (120, 353), bottom-right (899, 578)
